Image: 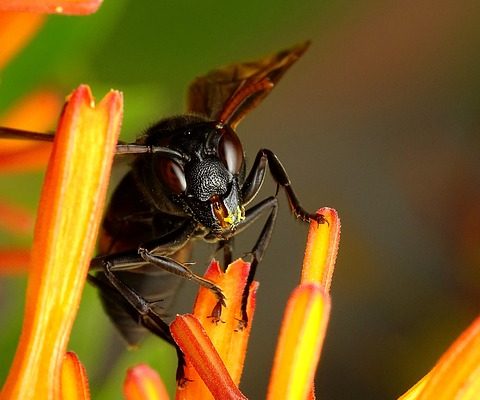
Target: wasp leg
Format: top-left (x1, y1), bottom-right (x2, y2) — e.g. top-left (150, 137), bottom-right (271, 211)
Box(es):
top-left (90, 218), bottom-right (196, 272)
top-left (90, 263), bottom-right (187, 382)
top-left (137, 248), bottom-right (226, 309)
top-left (93, 228), bottom-right (226, 319)
top-left (90, 252), bottom-right (147, 272)
top-left (214, 193), bottom-right (281, 271)
top-left (241, 148), bottom-right (326, 225)
top-left (216, 238), bottom-right (234, 268)
top-left (230, 196), bottom-right (279, 328)
top-left (241, 149), bottom-right (268, 206)
top-left (88, 272), bottom-right (170, 339)
top-left (92, 248), bottom-right (226, 319)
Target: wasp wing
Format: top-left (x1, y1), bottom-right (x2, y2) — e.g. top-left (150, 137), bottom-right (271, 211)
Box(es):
top-left (187, 41), bottom-right (310, 128)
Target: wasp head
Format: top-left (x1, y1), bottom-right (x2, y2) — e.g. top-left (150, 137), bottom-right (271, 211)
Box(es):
top-left (146, 117), bottom-right (246, 238)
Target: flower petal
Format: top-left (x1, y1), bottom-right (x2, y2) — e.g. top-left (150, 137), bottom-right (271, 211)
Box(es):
top-left (0, 199), bottom-right (35, 235)
top-left (171, 314), bottom-right (247, 400)
top-left (0, 248), bottom-right (30, 274)
top-left (301, 207), bottom-right (340, 291)
top-left (193, 259), bottom-right (256, 381)
top-left (409, 316), bottom-right (480, 400)
top-left (0, 90), bottom-right (62, 172)
top-left (0, 85), bottom-right (122, 399)
top-left (0, 0), bottom-right (103, 15)
top-left (173, 259), bottom-right (256, 398)
top-left (0, 11), bottom-right (45, 70)
top-left (124, 364), bottom-right (170, 400)
top-left (60, 352), bottom-right (90, 400)
top-left (1, 89), bottom-right (62, 132)
top-left (267, 284), bottom-right (330, 400)
top-left (398, 372), bottom-right (430, 400)
top-left (0, 144), bottom-right (52, 173)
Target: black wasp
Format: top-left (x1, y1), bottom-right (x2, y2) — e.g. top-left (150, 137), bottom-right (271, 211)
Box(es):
top-left (0, 42), bottom-right (325, 379)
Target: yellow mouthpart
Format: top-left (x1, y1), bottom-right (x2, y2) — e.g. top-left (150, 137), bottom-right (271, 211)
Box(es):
top-left (224, 206), bottom-right (245, 226)
top-left (211, 194), bottom-right (245, 229)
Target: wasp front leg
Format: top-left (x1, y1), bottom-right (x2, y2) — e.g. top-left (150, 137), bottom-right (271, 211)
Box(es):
top-left (137, 247), bottom-right (226, 313)
top-left (91, 246), bottom-right (226, 317)
top-left (242, 148), bottom-right (326, 225)
top-left (88, 261), bottom-right (187, 382)
top-left (90, 221), bottom-right (226, 338)
top-left (222, 196), bottom-right (278, 328)
top-left (235, 149), bottom-right (326, 328)
top-left (216, 238), bottom-right (234, 268)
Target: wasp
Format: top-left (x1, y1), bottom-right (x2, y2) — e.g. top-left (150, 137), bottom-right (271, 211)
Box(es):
top-left (0, 42), bottom-right (325, 379)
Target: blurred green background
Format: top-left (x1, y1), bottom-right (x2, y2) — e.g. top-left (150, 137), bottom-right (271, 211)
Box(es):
top-left (1, 1), bottom-right (480, 398)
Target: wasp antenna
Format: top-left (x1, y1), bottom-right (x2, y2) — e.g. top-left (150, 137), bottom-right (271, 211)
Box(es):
top-left (115, 144), bottom-right (152, 154)
top-left (0, 126), bottom-right (55, 142)
top-left (218, 77), bottom-right (274, 125)
top-left (115, 144), bottom-right (189, 161)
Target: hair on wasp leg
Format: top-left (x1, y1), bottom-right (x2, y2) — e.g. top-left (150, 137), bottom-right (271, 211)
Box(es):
top-left (0, 41), bottom-right (326, 381)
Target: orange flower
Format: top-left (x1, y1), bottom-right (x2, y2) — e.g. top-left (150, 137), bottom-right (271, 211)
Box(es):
top-left (2, 4), bottom-right (479, 399)
top-left (124, 364), bottom-right (171, 400)
top-left (61, 352), bottom-right (91, 400)
top-left (399, 316), bottom-right (480, 400)
top-left (150, 209), bottom-right (341, 400)
top-left (0, 11), bottom-right (122, 400)
top-left (0, 0), bottom-right (103, 15)
top-left (0, 1), bottom-right (103, 271)
top-left (0, 90), bottom-right (62, 173)
top-left (0, 0), bottom-right (104, 71)
top-left (171, 260), bottom-right (257, 400)
top-left (0, 89), bottom-right (63, 273)
top-left (267, 209), bottom-right (339, 400)
top-left (0, 11), bottom-right (45, 70)
top-left (0, 85), bottom-right (123, 399)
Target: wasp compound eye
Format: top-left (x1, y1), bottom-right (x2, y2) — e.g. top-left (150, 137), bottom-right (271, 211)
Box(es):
top-left (218, 128), bottom-right (243, 174)
top-left (157, 158), bottom-right (187, 194)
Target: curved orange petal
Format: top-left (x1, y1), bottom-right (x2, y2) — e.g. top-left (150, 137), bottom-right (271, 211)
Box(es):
top-left (267, 209), bottom-right (340, 400)
top-left (0, 248), bottom-right (30, 274)
top-left (60, 352), bottom-right (90, 400)
top-left (0, 143), bottom-right (52, 173)
top-left (193, 259), bottom-right (256, 381)
top-left (0, 85), bottom-right (122, 400)
top-left (1, 90), bottom-right (61, 131)
top-left (412, 316), bottom-right (480, 400)
top-left (0, 11), bottom-right (45, 70)
top-left (0, 90), bottom-right (62, 172)
top-left (174, 259), bottom-right (256, 399)
top-left (124, 364), bottom-right (170, 400)
top-left (171, 314), bottom-right (247, 400)
top-left (267, 284), bottom-right (330, 400)
top-left (301, 207), bottom-right (340, 291)
top-left (0, 0), bottom-right (103, 15)
top-left (0, 199), bottom-right (35, 235)
top-left (398, 373), bottom-right (431, 400)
